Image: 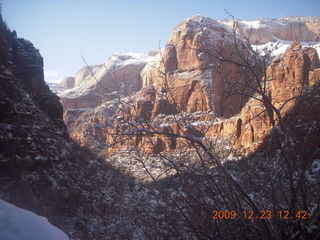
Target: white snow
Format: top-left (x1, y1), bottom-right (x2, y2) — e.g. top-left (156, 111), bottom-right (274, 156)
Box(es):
top-left (240, 20), bottom-right (266, 29)
top-left (73, 64), bottom-right (103, 88)
top-left (170, 15), bottom-right (239, 50)
top-left (58, 52), bottom-right (155, 98)
top-left (178, 15), bottom-right (232, 34)
top-left (252, 39), bottom-right (320, 57)
top-left (219, 17), bottom-right (307, 32)
top-left (312, 159), bottom-right (320, 173)
top-left (47, 82), bottom-right (66, 94)
top-left (0, 199), bottom-right (69, 240)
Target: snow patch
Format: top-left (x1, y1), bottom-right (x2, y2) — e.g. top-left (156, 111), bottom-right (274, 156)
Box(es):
top-left (58, 52), bottom-right (155, 98)
top-left (0, 199), bottom-right (69, 240)
top-left (252, 39), bottom-right (320, 56)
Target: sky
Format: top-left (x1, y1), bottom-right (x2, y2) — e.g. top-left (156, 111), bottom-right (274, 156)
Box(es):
top-left (1, 0), bottom-right (320, 83)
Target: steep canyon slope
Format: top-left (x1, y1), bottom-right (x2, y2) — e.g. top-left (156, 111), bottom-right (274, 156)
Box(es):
top-left (0, 15), bottom-right (141, 240)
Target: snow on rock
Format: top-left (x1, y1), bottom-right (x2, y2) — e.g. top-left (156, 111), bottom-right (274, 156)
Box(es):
top-left (59, 77), bottom-right (75, 89)
top-left (220, 16), bottom-right (320, 44)
top-left (73, 64), bottom-right (103, 88)
top-left (252, 39), bottom-right (320, 57)
top-left (0, 199), bottom-right (69, 240)
top-left (139, 14), bottom-right (252, 117)
top-left (140, 48), bottom-right (163, 87)
top-left (60, 52), bottom-right (154, 99)
top-left (47, 82), bottom-right (66, 94)
top-left (58, 52), bottom-right (155, 111)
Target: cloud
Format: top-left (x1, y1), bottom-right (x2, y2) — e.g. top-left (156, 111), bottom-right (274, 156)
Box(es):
top-left (44, 69), bottom-right (59, 78)
top-left (44, 69), bottom-right (61, 83)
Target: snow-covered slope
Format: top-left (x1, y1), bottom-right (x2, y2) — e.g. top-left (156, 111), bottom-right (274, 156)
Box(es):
top-left (220, 16), bottom-right (320, 44)
top-left (47, 82), bottom-right (66, 94)
top-left (252, 39), bottom-right (320, 56)
top-left (54, 52), bottom-right (156, 111)
top-left (73, 64), bottom-right (104, 88)
top-left (59, 52), bottom-right (155, 99)
top-left (0, 199), bottom-right (69, 240)
top-left (50, 16), bottom-right (320, 102)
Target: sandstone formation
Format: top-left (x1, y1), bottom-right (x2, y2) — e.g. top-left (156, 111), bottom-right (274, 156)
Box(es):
top-left (73, 64), bottom-right (103, 87)
top-left (206, 42), bottom-right (320, 154)
top-left (58, 53), bottom-right (154, 110)
top-left (4, 11), bottom-right (320, 240)
top-left (59, 76), bottom-right (75, 89)
top-left (220, 16), bottom-right (320, 44)
top-left (61, 15), bottom-right (320, 158)
top-left (70, 42), bottom-right (320, 157)
top-left (141, 15), bottom-right (252, 118)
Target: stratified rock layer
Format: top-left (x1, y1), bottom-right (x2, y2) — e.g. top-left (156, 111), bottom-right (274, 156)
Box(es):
top-left (59, 77), bottom-right (75, 89)
top-left (59, 53), bottom-right (154, 110)
top-left (140, 15), bottom-right (253, 117)
top-left (62, 15), bottom-right (320, 157)
top-left (220, 16), bottom-right (320, 44)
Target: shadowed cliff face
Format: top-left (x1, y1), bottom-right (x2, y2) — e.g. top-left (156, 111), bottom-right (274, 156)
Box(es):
top-left (0, 16), bottom-right (136, 240)
top-left (0, 27), bottom-right (63, 121)
top-left (0, 15), bottom-right (66, 168)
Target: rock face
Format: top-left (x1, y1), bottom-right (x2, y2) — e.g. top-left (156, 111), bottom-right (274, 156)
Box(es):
top-left (58, 53), bottom-right (154, 110)
top-left (206, 42), bottom-right (320, 153)
top-left (104, 40), bottom-right (320, 155)
top-left (53, 16), bottom-right (320, 113)
top-left (5, 12), bottom-right (319, 240)
top-left (73, 64), bottom-right (103, 87)
top-left (62, 15), bottom-right (320, 158)
top-left (141, 15), bottom-right (252, 117)
top-left (9, 37), bottom-right (63, 121)
top-left (59, 77), bottom-right (75, 89)
top-left (220, 16), bottom-right (320, 44)
top-left (0, 16), bottom-right (135, 240)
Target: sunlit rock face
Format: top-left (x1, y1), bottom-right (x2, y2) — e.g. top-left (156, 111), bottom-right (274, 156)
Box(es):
top-left (60, 15), bottom-right (320, 156)
top-left (59, 77), bottom-right (75, 89)
top-left (106, 41), bottom-right (320, 155)
top-left (141, 15), bottom-right (253, 118)
top-left (58, 53), bottom-right (155, 111)
top-left (206, 42), bottom-right (320, 154)
top-left (220, 16), bottom-right (320, 44)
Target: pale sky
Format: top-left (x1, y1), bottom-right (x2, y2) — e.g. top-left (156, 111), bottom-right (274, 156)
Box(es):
top-left (2, 0), bottom-right (320, 83)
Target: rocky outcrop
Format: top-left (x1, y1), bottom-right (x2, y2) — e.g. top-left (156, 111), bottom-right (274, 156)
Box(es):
top-left (53, 16), bottom-right (320, 115)
top-left (268, 42), bottom-right (320, 111)
top-left (0, 16), bottom-right (135, 240)
top-left (220, 16), bottom-right (320, 44)
top-left (63, 15), bottom-right (252, 154)
top-left (59, 76), bottom-right (75, 89)
top-left (5, 11), bottom-right (319, 239)
top-left (141, 15), bottom-right (253, 118)
top-left (62, 15), bottom-right (320, 157)
top-left (84, 41), bottom-right (320, 156)
top-left (59, 53), bottom-right (154, 111)
top-left (206, 42), bottom-right (320, 154)
top-left (73, 64), bottom-right (103, 87)
top-left (10, 37), bottom-right (63, 121)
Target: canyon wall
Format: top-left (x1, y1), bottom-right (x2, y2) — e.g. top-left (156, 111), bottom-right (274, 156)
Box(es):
top-left (220, 16), bottom-right (320, 44)
top-left (0, 17), bottom-right (133, 240)
top-left (61, 15), bottom-right (320, 157)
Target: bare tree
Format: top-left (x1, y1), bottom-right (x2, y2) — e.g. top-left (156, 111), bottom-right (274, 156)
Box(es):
top-left (78, 15), bottom-right (320, 239)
